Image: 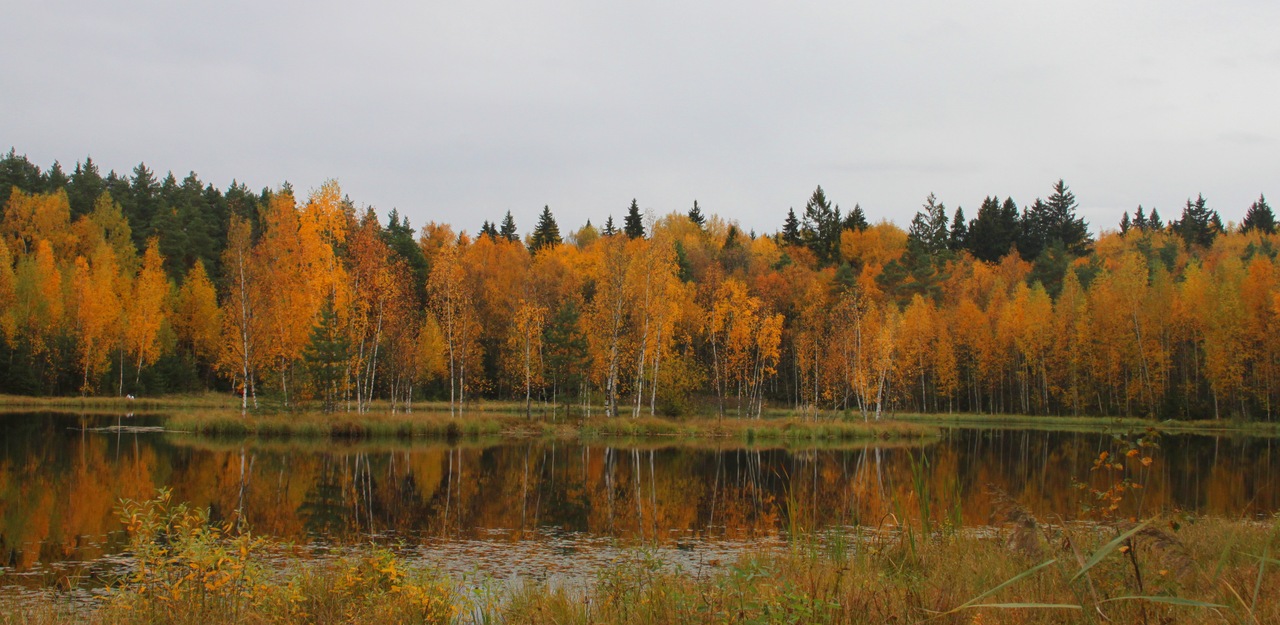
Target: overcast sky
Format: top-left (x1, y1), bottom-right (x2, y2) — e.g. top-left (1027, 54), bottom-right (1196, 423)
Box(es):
top-left (4, 0), bottom-right (1278, 236)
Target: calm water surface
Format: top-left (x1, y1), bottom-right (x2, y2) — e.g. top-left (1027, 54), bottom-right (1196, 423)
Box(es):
top-left (0, 412), bottom-right (1276, 592)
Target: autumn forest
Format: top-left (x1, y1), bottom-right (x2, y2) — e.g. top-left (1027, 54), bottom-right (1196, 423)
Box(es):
top-left (1, 149), bottom-right (1278, 421)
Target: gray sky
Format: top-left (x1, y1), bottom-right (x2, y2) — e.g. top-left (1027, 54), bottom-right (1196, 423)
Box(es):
top-left (4, 0), bottom-right (1278, 237)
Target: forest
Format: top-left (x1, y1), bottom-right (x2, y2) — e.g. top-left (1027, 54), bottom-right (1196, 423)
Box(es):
top-left (1, 148), bottom-right (1277, 421)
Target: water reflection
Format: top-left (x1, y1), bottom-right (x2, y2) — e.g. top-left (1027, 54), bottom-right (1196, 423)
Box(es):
top-left (0, 413), bottom-right (1275, 589)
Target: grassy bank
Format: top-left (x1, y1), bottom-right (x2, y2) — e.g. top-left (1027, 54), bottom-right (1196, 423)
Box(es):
top-left (0, 392), bottom-right (240, 413)
top-left (893, 411), bottom-right (1280, 436)
top-left (160, 410), bottom-right (934, 443)
top-left (6, 491), bottom-right (1277, 624)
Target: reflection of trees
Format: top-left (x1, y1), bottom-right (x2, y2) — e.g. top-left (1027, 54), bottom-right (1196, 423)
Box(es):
top-left (299, 457), bottom-right (350, 538)
top-left (3, 419), bottom-right (1280, 579)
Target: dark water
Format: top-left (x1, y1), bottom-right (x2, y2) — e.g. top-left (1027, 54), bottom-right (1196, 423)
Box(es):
top-left (0, 412), bottom-right (1276, 591)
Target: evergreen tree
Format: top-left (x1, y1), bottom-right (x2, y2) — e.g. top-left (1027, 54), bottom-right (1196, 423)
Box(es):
top-left (623, 199), bottom-right (645, 239)
top-left (1133, 206), bottom-right (1148, 232)
top-left (529, 205), bottom-right (562, 253)
top-left (499, 210), bottom-right (519, 242)
top-left (44, 161), bottom-right (68, 193)
top-left (1242, 194), bottom-right (1276, 235)
top-left (302, 299), bottom-right (350, 412)
top-left (843, 203), bottom-right (868, 231)
top-left (1172, 194), bottom-right (1222, 248)
top-left (966, 196), bottom-right (1020, 262)
top-left (479, 220), bottom-right (498, 240)
top-left (602, 215), bottom-right (616, 236)
top-left (723, 224), bottom-right (741, 249)
top-left (1018, 179), bottom-right (1090, 260)
top-left (907, 193), bottom-right (950, 257)
top-left (67, 157), bottom-right (105, 218)
top-left (781, 208), bottom-right (802, 246)
top-left (383, 209), bottom-right (429, 303)
top-left (687, 200), bottom-right (706, 228)
top-left (1119, 211), bottom-right (1131, 235)
top-left (800, 185), bottom-right (842, 265)
top-left (1148, 207), bottom-right (1163, 231)
top-left (949, 206), bottom-right (968, 252)
top-left (543, 300), bottom-right (589, 413)
top-left (126, 163), bottom-right (161, 248)
top-left (0, 149), bottom-right (43, 213)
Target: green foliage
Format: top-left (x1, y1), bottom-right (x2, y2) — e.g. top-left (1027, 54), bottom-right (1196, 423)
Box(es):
top-left (687, 200), bottom-right (705, 228)
top-left (800, 185), bottom-right (842, 265)
top-left (1018, 179), bottom-right (1091, 260)
top-left (1241, 194), bottom-right (1276, 235)
top-left (967, 196), bottom-right (1020, 262)
top-left (529, 205), bottom-right (561, 252)
top-left (623, 199), bottom-right (645, 239)
top-left (1173, 194), bottom-right (1224, 248)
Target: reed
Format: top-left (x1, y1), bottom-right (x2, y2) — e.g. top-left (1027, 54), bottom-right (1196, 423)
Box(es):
top-left (7, 489), bottom-right (1275, 624)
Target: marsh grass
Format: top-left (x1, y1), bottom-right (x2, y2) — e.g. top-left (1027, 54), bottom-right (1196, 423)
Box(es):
top-left (7, 486), bottom-right (1276, 625)
top-left (155, 411), bottom-right (933, 445)
top-left (894, 411), bottom-right (1280, 437)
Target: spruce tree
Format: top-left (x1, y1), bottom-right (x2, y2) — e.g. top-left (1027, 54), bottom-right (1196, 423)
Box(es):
top-left (303, 299), bottom-right (350, 412)
top-left (687, 200), bottom-right (706, 228)
top-left (966, 196), bottom-right (1020, 262)
top-left (843, 203), bottom-right (868, 231)
top-left (1119, 211), bottom-right (1131, 235)
top-left (499, 210), bottom-right (519, 242)
top-left (800, 185), bottom-right (841, 265)
top-left (1173, 194), bottom-right (1222, 248)
top-left (67, 157), bottom-right (104, 218)
top-left (623, 199), bottom-right (645, 239)
top-left (1133, 206), bottom-right (1148, 232)
top-left (529, 205), bottom-right (562, 253)
top-left (1018, 180), bottom-right (1090, 260)
top-left (949, 206), bottom-right (968, 251)
top-left (479, 220), bottom-right (498, 240)
top-left (781, 208), bottom-right (802, 246)
top-left (907, 193), bottom-right (950, 257)
top-left (603, 215), bottom-right (616, 236)
top-left (1149, 208), bottom-right (1164, 231)
top-left (1242, 194), bottom-right (1276, 235)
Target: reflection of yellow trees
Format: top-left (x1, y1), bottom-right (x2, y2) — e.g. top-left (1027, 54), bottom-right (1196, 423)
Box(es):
top-left (4, 430), bottom-right (1280, 575)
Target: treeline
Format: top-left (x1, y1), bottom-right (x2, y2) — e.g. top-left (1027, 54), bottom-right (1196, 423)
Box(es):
top-left (1, 149), bottom-right (1278, 420)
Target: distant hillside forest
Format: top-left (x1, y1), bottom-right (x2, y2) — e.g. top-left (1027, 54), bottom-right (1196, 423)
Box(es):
top-left (1, 149), bottom-right (1277, 420)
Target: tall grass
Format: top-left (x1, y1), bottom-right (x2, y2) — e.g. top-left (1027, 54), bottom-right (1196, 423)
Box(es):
top-left (6, 488), bottom-right (1276, 624)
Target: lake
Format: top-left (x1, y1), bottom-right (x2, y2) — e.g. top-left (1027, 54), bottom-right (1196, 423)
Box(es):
top-left (1, 412), bottom-right (1276, 593)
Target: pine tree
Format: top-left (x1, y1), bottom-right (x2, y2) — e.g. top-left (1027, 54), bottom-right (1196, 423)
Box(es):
top-left (623, 199), bottom-right (645, 239)
top-left (1119, 211), bottom-right (1131, 235)
top-left (966, 196), bottom-right (1020, 262)
top-left (1133, 206), bottom-right (1148, 232)
top-left (687, 200), bottom-right (706, 228)
top-left (1241, 194), bottom-right (1276, 235)
top-left (479, 220), bottom-right (498, 240)
top-left (843, 203), bottom-right (868, 231)
top-left (529, 205), bottom-right (562, 253)
top-left (67, 158), bottom-right (104, 219)
top-left (543, 300), bottom-right (588, 413)
top-left (781, 208), bottom-right (802, 246)
top-left (302, 298), bottom-right (349, 412)
top-left (1149, 208), bottom-right (1164, 230)
top-left (907, 193), bottom-right (950, 257)
top-left (603, 215), bottom-right (616, 237)
top-left (1173, 194), bottom-right (1222, 248)
top-left (800, 185), bottom-right (841, 265)
top-left (949, 206), bottom-right (968, 251)
top-left (499, 210), bottom-right (519, 242)
top-left (1018, 180), bottom-right (1090, 260)
top-left (124, 163), bottom-right (161, 249)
